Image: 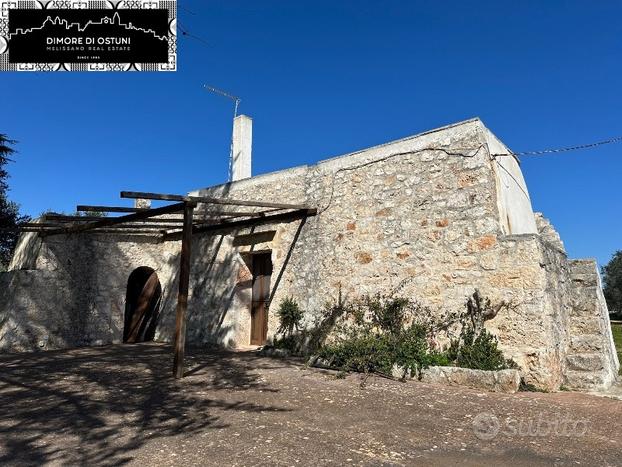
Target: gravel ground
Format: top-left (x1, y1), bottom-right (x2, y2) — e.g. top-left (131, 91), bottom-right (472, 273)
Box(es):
top-left (0, 343), bottom-right (620, 466)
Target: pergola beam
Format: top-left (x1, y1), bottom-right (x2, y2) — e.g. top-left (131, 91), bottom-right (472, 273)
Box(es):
top-left (120, 191), bottom-right (310, 210)
top-left (75, 206), bottom-right (271, 219)
top-left (23, 222), bottom-right (184, 230)
top-left (42, 202), bottom-right (187, 236)
top-left (45, 214), bottom-right (187, 223)
top-left (20, 228), bottom-right (168, 235)
top-left (77, 205), bottom-right (147, 213)
top-left (163, 208), bottom-right (317, 241)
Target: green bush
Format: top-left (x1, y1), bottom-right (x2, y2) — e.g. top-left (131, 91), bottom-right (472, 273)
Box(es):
top-left (318, 322), bottom-right (451, 377)
top-left (317, 295), bottom-right (443, 376)
top-left (444, 290), bottom-right (517, 371)
top-left (366, 295), bottom-right (410, 334)
top-left (276, 297), bottom-right (304, 336)
top-left (395, 324), bottom-right (451, 373)
top-left (316, 290), bottom-right (517, 376)
top-left (272, 290), bottom-right (517, 377)
top-left (447, 328), bottom-right (516, 371)
top-left (319, 333), bottom-right (395, 374)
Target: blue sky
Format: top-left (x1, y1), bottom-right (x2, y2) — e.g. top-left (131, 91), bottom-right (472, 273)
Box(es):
top-left (2, 1), bottom-right (621, 267)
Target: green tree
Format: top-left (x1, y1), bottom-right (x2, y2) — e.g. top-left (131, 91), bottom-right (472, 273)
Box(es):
top-left (603, 251), bottom-right (622, 314)
top-left (0, 134), bottom-right (29, 269)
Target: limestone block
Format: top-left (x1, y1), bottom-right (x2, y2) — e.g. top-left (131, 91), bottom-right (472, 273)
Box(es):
top-left (479, 251), bottom-right (499, 271)
top-left (564, 370), bottom-right (607, 390)
top-left (570, 319), bottom-right (602, 335)
top-left (566, 354), bottom-right (604, 372)
top-left (420, 366), bottom-right (521, 393)
top-left (467, 235), bottom-right (497, 253)
top-left (391, 363), bottom-right (413, 380)
top-left (569, 335), bottom-right (603, 353)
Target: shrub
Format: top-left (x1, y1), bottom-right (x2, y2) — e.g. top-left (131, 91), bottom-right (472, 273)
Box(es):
top-left (276, 297), bottom-right (304, 336)
top-left (316, 290), bottom-right (517, 376)
top-left (319, 332), bottom-right (395, 374)
top-left (273, 289), bottom-right (517, 377)
top-left (395, 323), bottom-right (451, 374)
top-left (444, 291), bottom-right (517, 371)
top-left (447, 328), bottom-right (516, 371)
top-left (305, 297), bottom-right (350, 354)
top-left (317, 296), bottom-right (442, 376)
top-left (318, 321), bottom-right (451, 377)
top-left (366, 295), bottom-right (410, 334)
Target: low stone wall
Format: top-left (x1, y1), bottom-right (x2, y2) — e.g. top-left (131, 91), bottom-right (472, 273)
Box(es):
top-left (419, 366), bottom-right (521, 393)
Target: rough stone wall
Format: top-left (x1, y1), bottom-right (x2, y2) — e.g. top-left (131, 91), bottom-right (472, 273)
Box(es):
top-left (1, 233), bottom-right (182, 350)
top-left (485, 213), bottom-right (619, 390)
top-left (565, 259), bottom-right (620, 389)
top-left (8, 231), bottom-right (42, 270)
top-left (186, 119), bottom-right (569, 388)
top-left (192, 118), bottom-right (507, 347)
top-left (1, 225), bottom-right (259, 351)
top-left (1, 270), bottom-right (71, 351)
top-left (494, 214), bottom-right (575, 389)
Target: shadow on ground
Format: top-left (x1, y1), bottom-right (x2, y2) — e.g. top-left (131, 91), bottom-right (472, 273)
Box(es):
top-left (0, 344), bottom-right (290, 465)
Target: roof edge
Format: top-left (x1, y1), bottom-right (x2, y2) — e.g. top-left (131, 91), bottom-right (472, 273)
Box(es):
top-left (190, 117), bottom-right (484, 195)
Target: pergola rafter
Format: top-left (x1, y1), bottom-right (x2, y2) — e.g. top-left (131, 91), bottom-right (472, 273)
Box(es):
top-left (16, 190), bottom-right (317, 379)
top-left (120, 190), bottom-right (310, 210)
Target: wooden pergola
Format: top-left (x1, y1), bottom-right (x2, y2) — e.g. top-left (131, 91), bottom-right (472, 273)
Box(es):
top-left (19, 191), bottom-right (317, 379)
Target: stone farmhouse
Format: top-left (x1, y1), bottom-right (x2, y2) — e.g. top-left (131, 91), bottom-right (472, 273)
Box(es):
top-left (1, 117), bottom-right (618, 391)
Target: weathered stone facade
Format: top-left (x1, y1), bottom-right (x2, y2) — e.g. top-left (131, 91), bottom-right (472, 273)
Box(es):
top-left (1, 118), bottom-right (618, 391)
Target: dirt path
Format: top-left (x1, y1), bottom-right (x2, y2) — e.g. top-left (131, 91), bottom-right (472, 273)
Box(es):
top-left (0, 344), bottom-right (620, 466)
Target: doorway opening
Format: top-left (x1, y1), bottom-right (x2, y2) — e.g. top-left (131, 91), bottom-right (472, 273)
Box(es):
top-left (250, 252), bottom-right (272, 345)
top-left (124, 266), bottom-right (162, 343)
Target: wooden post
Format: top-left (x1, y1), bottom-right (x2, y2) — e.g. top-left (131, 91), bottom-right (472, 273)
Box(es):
top-left (173, 201), bottom-right (196, 379)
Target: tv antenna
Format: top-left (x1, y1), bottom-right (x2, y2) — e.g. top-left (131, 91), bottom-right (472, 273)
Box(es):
top-left (204, 84), bottom-right (241, 117)
top-left (203, 84), bottom-right (242, 182)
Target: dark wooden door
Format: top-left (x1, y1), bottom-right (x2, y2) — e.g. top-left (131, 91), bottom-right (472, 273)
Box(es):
top-left (250, 253), bottom-right (272, 345)
top-left (124, 268), bottom-right (162, 343)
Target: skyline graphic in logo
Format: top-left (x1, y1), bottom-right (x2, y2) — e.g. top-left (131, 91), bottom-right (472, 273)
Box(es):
top-left (1, 1), bottom-right (177, 72)
top-left (9, 11), bottom-right (168, 41)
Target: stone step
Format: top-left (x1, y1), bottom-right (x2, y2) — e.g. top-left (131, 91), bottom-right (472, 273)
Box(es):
top-left (569, 305), bottom-right (598, 317)
top-left (564, 370), bottom-right (607, 390)
top-left (566, 353), bottom-right (605, 372)
top-left (569, 259), bottom-right (598, 275)
top-left (571, 275), bottom-right (598, 287)
top-left (570, 319), bottom-right (602, 335)
top-left (569, 335), bottom-right (604, 353)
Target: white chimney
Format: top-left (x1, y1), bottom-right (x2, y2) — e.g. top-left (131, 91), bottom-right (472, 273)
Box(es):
top-left (231, 114), bottom-right (252, 181)
top-left (134, 198), bottom-right (151, 209)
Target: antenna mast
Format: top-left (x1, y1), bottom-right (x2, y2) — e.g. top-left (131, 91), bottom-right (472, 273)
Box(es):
top-left (203, 84), bottom-right (242, 182)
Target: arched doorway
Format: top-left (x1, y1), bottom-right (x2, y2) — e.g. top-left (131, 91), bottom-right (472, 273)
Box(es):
top-left (124, 267), bottom-right (162, 343)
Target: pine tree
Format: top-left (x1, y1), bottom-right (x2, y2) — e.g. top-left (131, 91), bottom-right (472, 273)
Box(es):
top-left (0, 134), bottom-right (29, 269)
top-left (603, 251), bottom-right (622, 314)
